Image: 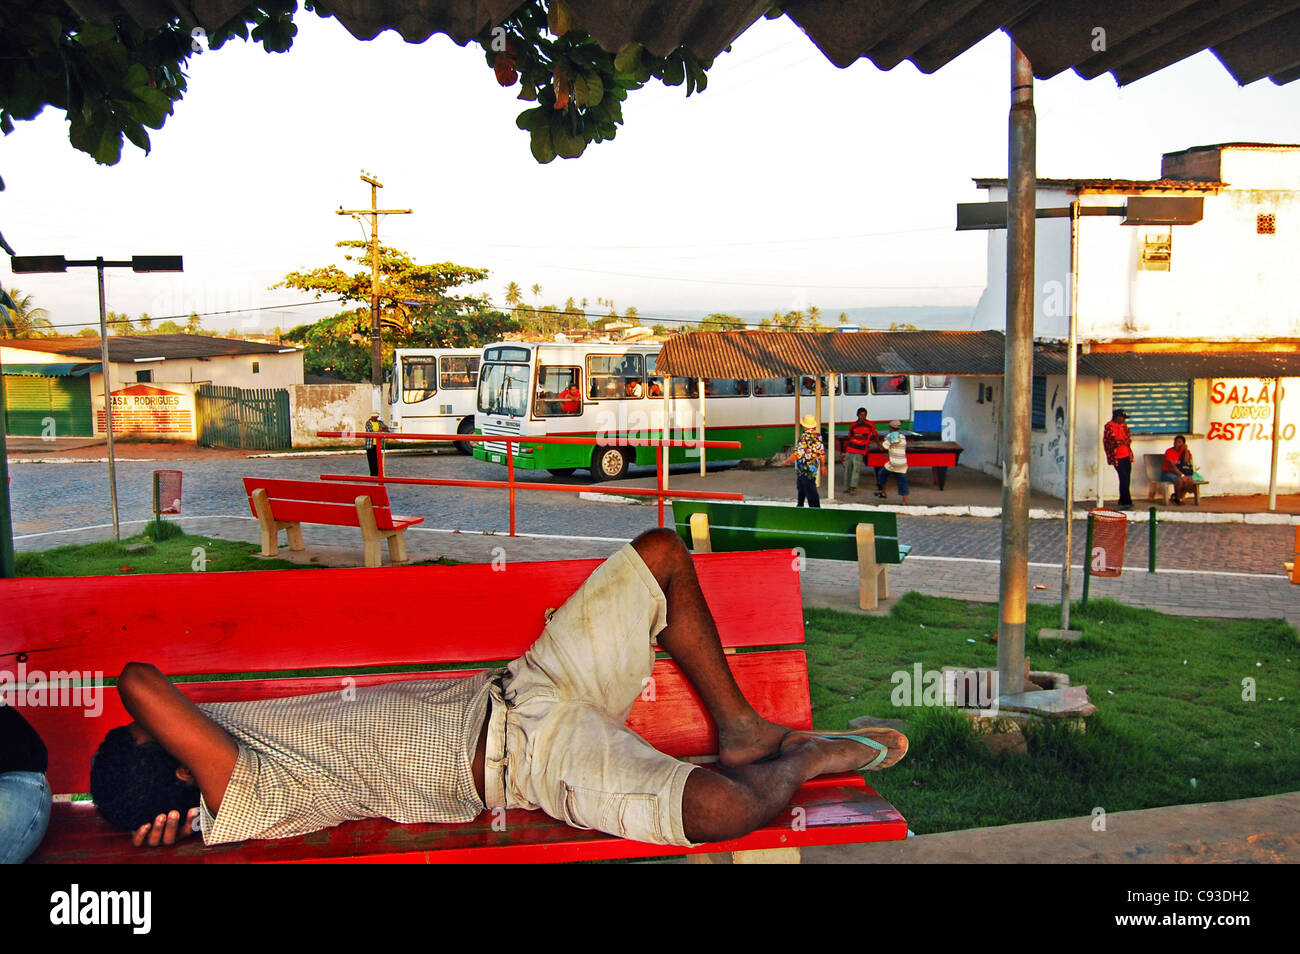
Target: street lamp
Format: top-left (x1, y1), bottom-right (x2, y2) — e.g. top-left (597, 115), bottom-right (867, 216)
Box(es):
top-left (7, 254), bottom-right (183, 546)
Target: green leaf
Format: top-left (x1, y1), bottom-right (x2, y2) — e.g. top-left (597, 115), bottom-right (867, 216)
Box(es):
top-left (122, 121), bottom-right (151, 153)
top-left (577, 72), bottom-right (603, 107)
top-left (662, 56), bottom-right (685, 87)
top-left (515, 107), bottom-right (547, 131)
top-left (552, 122), bottom-right (585, 159)
top-left (613, 43), bottom-right (642, 74)
top-left (529, 125), bottom-right (556, 164)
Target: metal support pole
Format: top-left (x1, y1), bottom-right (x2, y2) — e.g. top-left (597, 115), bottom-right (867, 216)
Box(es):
top-left (1061, 202), bottom-right (1080, 630)
top-left (997, 43), bottom-right (1035, 698)
top-left (663, 376), bottom-right (671, 490)
top-left (1148, 506), bottom-right (1157, 572)
top-left (1268, 377), bottom-right (1282, 511)
top-left (97, 258), bottom-right (121, 543)
top-left (656, 445), bottom-right (665, 527)
top-left (0, 367), bottom-right (14, 577)
top-left (1082, 512), bottom-right (1094, 605)
top-left (827, 373), bottom-right (836, 501)
top-left (507, 441), bottom-right (516, 537)
top-left (698, 380), bottom-right (706, 478)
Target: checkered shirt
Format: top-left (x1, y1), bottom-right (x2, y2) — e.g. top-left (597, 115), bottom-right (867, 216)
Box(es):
top-left (197, 672), bottom-right (498, 845)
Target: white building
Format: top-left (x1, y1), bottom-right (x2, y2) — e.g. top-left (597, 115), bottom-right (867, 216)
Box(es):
top-left (2, 334), bottom-right (303, 440)
top-left (949, 143), bottom-right (1300, 502)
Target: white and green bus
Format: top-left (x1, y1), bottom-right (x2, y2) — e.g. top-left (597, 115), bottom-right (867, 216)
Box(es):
top-left (388, 348), bottom-right (482, 452)
top-left (473, 340), bottom-right (913, 480)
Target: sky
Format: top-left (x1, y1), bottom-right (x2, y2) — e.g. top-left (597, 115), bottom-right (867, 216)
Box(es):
top-left (3, 11), bottom-right (1300, 335)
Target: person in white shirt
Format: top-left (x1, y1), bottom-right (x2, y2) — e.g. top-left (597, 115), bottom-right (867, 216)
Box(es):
top-left (874, 420), bottom-right (910, 504)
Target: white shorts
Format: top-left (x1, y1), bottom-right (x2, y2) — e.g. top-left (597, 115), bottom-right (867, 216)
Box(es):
top-left (483, 544), bottom-right (698, 847)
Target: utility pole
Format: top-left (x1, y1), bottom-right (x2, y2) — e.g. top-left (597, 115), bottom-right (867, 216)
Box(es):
top-left (338, 172), bottom-right (411, 385)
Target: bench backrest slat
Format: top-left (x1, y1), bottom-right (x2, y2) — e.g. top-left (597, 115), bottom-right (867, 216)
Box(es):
top-left (2, 551), bottom-right (801, 674)
top-left (671, 500), bottom-right (903, 563)
top-left (20, 650), bottom-right (811, 795)
top-left (242, 477), bottom-right (393, 509)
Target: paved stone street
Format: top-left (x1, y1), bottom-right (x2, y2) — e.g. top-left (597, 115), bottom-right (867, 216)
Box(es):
top-left (9, 450), bottom-right (1298, 628)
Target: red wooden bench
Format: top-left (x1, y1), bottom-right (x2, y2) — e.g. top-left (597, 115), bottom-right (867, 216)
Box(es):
top-left (242, 476), bottom-right (423, 568)
top-left (4, 550), bottom-right (906, 864)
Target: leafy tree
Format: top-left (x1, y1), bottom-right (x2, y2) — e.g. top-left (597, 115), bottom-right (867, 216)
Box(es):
top-left (651, 324), bottom-right (667, 336)
top-left (888, 322), bottom-right (919, 331)
top-left (155, 320), bottom-right (184, 334)
top-left (0, 287), bottom-right (52, 337)
top-left (106, 311), bottom-right (133, 335)
top-left (280, 243), bottom-right (518, 380)
top-left (184, 311), bottom-right (202, 334)
top-left (699, 313), bottom-right (745, 331)
top-left (76, 327), bottom-right (97, 337)
top-left (839, 312), bottom-right (849, 325)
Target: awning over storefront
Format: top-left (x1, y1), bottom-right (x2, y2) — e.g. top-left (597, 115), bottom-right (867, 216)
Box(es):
top-left (1, 363), bottom-right (101, 377)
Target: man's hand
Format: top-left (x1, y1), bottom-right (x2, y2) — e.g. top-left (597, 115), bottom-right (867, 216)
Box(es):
top-left (132, 807), bottom-right (200, 848)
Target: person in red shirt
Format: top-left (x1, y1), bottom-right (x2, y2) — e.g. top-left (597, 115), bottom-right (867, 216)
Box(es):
top-left (559, 382), bottom-right (580, 414)
top-left (1102, 409), bottom-right (1134, 510)
top-left (1161, 434), bottom-right (1196, 504)
top-left (840, 408), bottom-right (878, 494)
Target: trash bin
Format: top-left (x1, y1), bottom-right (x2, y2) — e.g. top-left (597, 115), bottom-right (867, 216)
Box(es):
top-left (153, 469), bottom-right (182, 517)
top-left (1087, 508), bottom-right (1126, 577)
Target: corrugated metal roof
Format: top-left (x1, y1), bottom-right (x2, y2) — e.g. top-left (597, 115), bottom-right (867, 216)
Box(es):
top-left (656, 330), bottom-right (1064, 378)
top-left (3, 334), bottom-right (300, 361)
top-left (0, 362), bottom-right (100, 376)
top-left (971, 177), bottom-right (1226, 192)
top-left (64, 1), bottom-right (1300, 87)
top-left (1078, 351), bottom-right (1300, 381)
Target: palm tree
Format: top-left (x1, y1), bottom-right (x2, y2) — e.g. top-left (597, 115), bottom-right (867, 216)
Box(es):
top-left (138, 313), bottom-right (155, 333)
top-left (0, 287), bottom-right (53, 337)
top-left (504, 282), bottom-right (523, 309)
top-left (531, 283), bottom-right (542, 300)
top-left (106, 311), bottom-right (133, 336)
top-left (184, 311), bottom-right (202, 334)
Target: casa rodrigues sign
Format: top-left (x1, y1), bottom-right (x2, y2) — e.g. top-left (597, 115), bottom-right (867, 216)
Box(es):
top-left (95, 384), bottom-right (195, 438)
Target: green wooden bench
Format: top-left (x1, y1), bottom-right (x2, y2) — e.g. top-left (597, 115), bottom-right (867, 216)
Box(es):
top-left (670, 500), bottom-right (911, 610)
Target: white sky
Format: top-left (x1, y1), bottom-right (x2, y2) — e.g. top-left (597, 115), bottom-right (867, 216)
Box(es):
top-left (3, 12), bottom-right (1299, 334)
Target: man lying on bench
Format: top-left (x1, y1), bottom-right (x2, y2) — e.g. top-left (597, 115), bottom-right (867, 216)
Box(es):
top-left (89, 529), bottom-right (907, 850)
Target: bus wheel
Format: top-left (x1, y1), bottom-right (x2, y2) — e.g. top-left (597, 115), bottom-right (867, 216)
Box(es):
top-left (547, 468), bottom-right (576, 478)
top-left (591, 447), bottom-right (628, 481)
top-left (455, 417), bottom-right (475, 456)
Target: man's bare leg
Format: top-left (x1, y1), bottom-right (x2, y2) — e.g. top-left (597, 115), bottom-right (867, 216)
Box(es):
top-left (631, 528), bottom-right (789, 767)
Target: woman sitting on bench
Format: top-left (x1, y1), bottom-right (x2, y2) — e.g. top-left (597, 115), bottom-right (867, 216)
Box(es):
top-left (89, 528), bottom-right (908, 851)
top-left (1161, 434), bottom-right (1196, 505)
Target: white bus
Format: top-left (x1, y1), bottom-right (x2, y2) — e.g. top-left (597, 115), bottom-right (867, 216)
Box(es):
top-left (910, 374), bottom-right (953, 438)
top-left (388, 348), bottom-right (482, 453)
top-left (473, 340), bottom-right (913, 479)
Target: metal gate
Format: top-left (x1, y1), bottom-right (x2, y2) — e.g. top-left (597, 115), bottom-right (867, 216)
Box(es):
top-left (196, 384), bottom-right (291, 449)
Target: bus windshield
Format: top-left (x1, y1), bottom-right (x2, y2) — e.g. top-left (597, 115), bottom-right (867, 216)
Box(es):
top-left (478, 363), bottom-right (530, 416)
top-left (401, 355), bottom-right (438, 404)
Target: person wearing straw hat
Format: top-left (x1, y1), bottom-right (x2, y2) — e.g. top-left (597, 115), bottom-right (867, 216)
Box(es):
top-left (782, 413), bottom-right (825, 508)
top-left (874, 420), bottom-right (910, 504)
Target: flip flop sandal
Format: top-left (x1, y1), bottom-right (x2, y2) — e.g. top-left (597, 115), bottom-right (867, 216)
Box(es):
top-left (770, 728), bottom-right (893, 769)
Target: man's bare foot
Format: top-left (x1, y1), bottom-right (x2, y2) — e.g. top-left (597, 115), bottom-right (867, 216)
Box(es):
top-left (717, 714), bottom-right (792, 768)
top-left (780, 728), bottom-right (909, 773)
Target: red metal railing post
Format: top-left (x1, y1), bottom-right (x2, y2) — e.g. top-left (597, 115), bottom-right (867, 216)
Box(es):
top-left (656, 445), bottom-right (665, 528)
top-left (377, 433), bottom-right (385, 478)
top-left (506, 438), bottom-right (516, 537)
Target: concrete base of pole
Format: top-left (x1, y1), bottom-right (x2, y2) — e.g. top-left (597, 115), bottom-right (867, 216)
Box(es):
top-left (1037, 628), bottom-right (1083, 643)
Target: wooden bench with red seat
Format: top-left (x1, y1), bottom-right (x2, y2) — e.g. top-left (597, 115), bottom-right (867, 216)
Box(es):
top-left (242, 476), bottom-right (423, 568)
top-left (5, 549), bottom-right (906, 864)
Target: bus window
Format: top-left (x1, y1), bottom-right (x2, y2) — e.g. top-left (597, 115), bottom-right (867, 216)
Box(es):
top-left (925, 375), bottom-right (953, 389)
top-left (753, 377), bottom-right (795, 396)
top-left (439, 355), bottom-right (479, 390)
top-left (705, 378), bottom-right (750, 397)
top-left (534, 366), bottom-right (581, 417)
top-left (477, 363), bottom-right (530, 417)
top-left (799, 375), bottom-right (838, 396)
top-left (587, 354), bottom-right (644, 400)
top-left (871, 375), bottom-right (910, 395)
top-left (842, 375), bottom-right (869, 396)
top-left (646, 354), bottom-right (664, 398)
top-left (670, 378), bottom-right (699, 400)
top-left (401, 355), bottom-right (438, 404)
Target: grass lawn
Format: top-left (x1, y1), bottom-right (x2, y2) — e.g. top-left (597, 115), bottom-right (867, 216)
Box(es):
top-left (806, 593), bottom-right (1300, 834)
top-left (14, 532), bottom-right (1299, 835)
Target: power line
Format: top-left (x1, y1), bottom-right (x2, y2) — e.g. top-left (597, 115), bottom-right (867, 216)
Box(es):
top-left (7, 298), bottom-right (346, 333)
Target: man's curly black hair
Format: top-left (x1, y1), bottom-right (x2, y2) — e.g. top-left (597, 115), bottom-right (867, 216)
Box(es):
top-left (89, 725), bottom-right (201, 831)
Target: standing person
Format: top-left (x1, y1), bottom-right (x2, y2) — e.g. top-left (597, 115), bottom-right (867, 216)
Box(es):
top-left (364, 413), bottom-right (390, 477)
top-left (782, 414), bottom-right (825, 508)
top-left (1103, 409), bottom-right (1134, 510)
top-left (874, 420), bottom-right (910, 504)
top-left (1, 707), bottom-right (51, 864)
top-left (1161, 434), bottom-right (1196, 505)
top-left (840, 407), bottom-right (878, 495)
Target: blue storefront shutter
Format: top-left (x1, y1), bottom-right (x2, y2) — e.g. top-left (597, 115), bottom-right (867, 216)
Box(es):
top-left (1111, 381), bottom-right (1191, 434)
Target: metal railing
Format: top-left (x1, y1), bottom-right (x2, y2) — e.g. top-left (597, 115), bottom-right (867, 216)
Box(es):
top-left (316, 430), bottom-right (744, 536)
